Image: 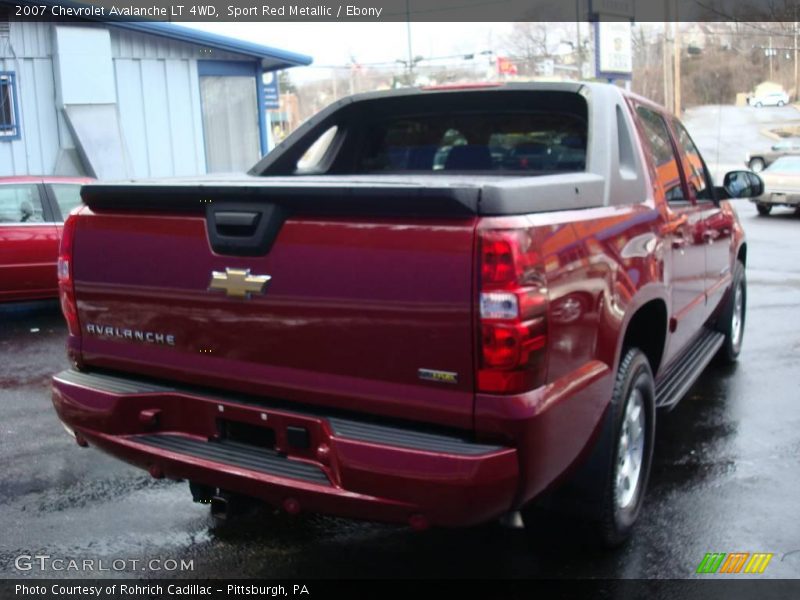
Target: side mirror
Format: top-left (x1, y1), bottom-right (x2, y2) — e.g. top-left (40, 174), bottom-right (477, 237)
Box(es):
top-left (719, 170), bottom-right (764, 199)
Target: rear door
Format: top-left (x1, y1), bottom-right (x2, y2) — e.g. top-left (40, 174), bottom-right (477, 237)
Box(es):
top-left (670, 119), bottom-right (733, 319)
top-left (0, 182), bottom-right (59, 301)
top-left (634, 105), bottom-right (707, 364)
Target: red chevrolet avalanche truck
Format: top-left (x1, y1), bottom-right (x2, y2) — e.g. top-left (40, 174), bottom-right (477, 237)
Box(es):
top-left (51, 83), bottom-right (760, 546)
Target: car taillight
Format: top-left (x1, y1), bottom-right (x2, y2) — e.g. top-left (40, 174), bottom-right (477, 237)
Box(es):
top-left (58, 214), bottom-right (80, 336)
top-left (478, 229), bottom-right (548, 394)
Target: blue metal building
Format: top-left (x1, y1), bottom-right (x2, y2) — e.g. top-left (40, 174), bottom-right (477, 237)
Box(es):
top-left (0, 8), bottom-right (311, 178)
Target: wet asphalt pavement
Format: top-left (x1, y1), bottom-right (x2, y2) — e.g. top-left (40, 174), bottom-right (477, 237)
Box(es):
top-left (1, 200), bottom-right (798, 580)
top-left (3, 101), bottom-right (800, 580)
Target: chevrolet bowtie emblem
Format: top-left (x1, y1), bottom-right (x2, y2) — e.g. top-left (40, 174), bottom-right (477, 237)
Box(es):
top-left (208, 268), bottom-right (271, 299)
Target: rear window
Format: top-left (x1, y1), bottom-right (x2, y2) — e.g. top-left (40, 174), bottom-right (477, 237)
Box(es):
top-left (355, 111), bottom-right (586, 174)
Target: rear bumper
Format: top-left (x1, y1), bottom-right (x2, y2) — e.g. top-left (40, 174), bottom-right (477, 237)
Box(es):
top-left (52, 369), bottom-right (518, 528)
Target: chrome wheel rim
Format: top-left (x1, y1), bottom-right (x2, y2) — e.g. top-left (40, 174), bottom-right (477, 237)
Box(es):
top-left (731, 281), bottom-right (744, 349)
top-left (554, 296), bottom-right (582, 323)
top-left (615, 388), bottom-right (645, 511)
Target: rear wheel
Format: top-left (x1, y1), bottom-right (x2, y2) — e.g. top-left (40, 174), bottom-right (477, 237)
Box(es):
top-left (748, 158), bottom-right (765, 172)
top-left (521, 348), bottom-right (655, 548)
top-left (755, 101), bottom-right (763, 107)
top-left (778, 100), bottom-right (786, 107)
top-left (756, 202), bottom-right (772, 216)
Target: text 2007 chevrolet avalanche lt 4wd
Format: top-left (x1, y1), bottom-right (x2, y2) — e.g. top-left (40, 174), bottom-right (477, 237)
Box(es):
top-left (51, 83), bottom-right (761, 546)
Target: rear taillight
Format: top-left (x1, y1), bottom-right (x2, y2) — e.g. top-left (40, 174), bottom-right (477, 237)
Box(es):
top-left (478, 229), bottom-right (548, 394)
top-left (58, 214), bottom-right (80, 336)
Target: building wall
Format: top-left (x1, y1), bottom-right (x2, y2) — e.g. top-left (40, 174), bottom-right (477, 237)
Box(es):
top-left (0, 20), bottom-right (262, 178)
top-left (113, 57), bottom-right (207, 177)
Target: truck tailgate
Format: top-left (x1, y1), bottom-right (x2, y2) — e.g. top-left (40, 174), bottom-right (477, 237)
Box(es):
top-left (72, 185), bottom-right (479, 429)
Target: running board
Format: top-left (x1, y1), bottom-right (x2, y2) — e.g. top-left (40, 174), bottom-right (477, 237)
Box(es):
top-left (132, 434), bottom-right (331, 486)
top-left (655, 329), bottom-right (725, 409)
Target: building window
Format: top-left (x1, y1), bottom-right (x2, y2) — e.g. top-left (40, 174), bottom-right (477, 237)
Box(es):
top-left (0, 72), bottom-right (21, 140)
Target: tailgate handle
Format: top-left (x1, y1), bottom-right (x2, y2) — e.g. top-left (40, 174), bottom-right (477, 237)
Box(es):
top-left (206, 203), bottom-right (285, 257)
top-left (214, 211), bottom-right (260, 236)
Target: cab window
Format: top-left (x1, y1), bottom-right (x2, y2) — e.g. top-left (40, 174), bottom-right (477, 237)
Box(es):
top-left (672, 120), bottom-right (714, 201)
top-left (635, 106), bottom-right (686, 203)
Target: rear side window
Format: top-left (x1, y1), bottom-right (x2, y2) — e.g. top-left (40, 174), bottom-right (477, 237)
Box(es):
top-left (0, 184), bottom-right (44, 223)
top-left (49, 184), bottom-right (84, 220)
top-left (356, 112), bottom-right (587, 173)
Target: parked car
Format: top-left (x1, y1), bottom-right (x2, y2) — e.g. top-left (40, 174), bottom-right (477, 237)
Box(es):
top-left (0, 176), bottom-right (92, 302)
top-left (51, 83), bottom-right (759, 547)
top-left (748, 90), bottom-right (790, 107)
top-left (745, 138), bottom-right (800, 172)
top-left (751, 155), bottom-right (800, 215)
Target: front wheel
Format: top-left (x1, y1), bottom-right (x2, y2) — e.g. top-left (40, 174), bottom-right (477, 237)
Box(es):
top-left (716, 260), bottom-right (746, 363)
top-left (756, 202), bottom-right (772, 216)
top-left (778, 100), bottom-right (786, 107)
top-left (748, 158), bottom-right (765, 172)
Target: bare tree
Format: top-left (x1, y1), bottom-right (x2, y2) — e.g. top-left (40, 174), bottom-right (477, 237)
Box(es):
top-left (506, 22), bottom-right (554, 75)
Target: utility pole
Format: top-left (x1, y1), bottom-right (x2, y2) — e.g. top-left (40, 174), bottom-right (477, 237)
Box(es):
top-left (769, 35), bottom-right (774, 80)
top-left (795, 21), bottom-right (798, 100)
top-left (405, 0), bottom-right (414, 82)
top-left (575, 0), bottom-right (583, 79)
top-left (663, 22), bottom-right (671, 109)
top-left (673, 20), bottom-right (681, 116)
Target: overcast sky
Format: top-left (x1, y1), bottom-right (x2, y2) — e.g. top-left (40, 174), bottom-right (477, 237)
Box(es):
top-left (186, 22), bottom-right (517, 81)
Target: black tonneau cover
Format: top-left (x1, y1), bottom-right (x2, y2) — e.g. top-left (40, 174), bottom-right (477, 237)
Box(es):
top-left (81, 172), bottom-right (605, 217)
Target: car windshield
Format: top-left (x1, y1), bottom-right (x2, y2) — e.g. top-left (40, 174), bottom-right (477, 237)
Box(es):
top-left (766, 156), bottom-right (800, 172)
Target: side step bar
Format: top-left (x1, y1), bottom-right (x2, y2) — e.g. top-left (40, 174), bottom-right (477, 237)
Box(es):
top-left (132, 434), bottom-right (331, 486)
top-left (655, 329), bottom-right (725, 409)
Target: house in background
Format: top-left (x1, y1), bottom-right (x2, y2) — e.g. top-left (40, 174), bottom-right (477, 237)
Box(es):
top-left (0, 6), bottom-right (312, 179)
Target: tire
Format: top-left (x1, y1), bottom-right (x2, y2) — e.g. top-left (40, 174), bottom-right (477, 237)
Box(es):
top-left (521, 348), bottom-right (656, 548)
top-left (778, 100), bottom-right (786, 107)
top-left (756, 202), bottom-right (772, 215)
top-left (715, 260), bottom-right (746, 364)
top-left (748, 158), bottom-right (765, 172)
top-left (755, 101), bottom-right (763, 107)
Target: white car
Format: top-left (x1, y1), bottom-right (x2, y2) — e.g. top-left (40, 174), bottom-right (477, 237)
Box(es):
top-left (748, 91), bottom-right (790, 107)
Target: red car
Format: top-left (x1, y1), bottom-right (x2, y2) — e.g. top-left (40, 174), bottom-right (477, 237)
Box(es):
top-left (0, 176), bottom-right (92, 302)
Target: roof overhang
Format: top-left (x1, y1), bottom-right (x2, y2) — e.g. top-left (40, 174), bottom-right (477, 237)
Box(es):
top-left (4, 0), bottom-right (313, 71)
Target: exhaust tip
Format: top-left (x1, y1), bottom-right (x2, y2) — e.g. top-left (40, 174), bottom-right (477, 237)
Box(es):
top-left (148, 464), bottom-right (164, 479)
top-left (74, 431), bottom-right (89, 447)
top-left (210, 496), bottom-right (229, 519)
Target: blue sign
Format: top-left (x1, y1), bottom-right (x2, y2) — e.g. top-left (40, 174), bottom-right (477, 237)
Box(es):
top-left (262, 71), bottom-right (281, 110)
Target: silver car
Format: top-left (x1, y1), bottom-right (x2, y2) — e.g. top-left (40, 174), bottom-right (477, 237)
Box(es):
top-left (751, 155), bottom-right (800, 215)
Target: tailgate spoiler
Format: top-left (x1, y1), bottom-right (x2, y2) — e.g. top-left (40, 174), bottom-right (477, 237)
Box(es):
top-left (80, 179), bottom-right (481, 218)
top-left (80, 172), bottom-right (608, 217)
